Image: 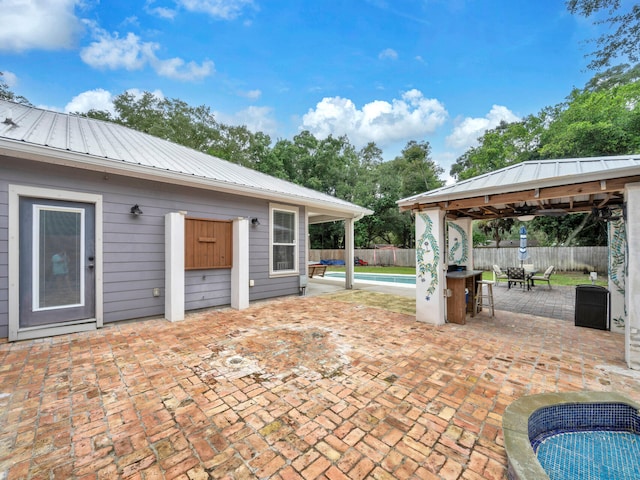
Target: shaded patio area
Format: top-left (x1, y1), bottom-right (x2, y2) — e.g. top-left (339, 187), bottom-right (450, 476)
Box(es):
top-left (491, 283), bottom-right (576, 322)
top-left (1, 293), bottom-right (638, 479)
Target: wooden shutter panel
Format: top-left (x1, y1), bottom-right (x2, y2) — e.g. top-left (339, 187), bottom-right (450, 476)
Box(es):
top-left (185, 218), bottom-right (232, 270)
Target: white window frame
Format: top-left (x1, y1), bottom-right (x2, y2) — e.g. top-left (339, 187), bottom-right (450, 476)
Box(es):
top-left (269, 203), bottom-right (299, 276)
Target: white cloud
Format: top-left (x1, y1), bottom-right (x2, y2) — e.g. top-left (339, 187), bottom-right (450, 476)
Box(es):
top-left (378, 48), bottom-right (398, 60)
top-left (152, 57), bottom-right (214, 81)
top-left (62, 88), bottom-right (165, 116)
top-left (145, 0), bottom-right (178, 19)
top-left (81, 29), bottom-right (157, 70)
top-left (215, 106), bottom-right (278, 136)
top-left (445, 105), bottom-right (520, 150)
top-left (64, 89), bottom-right (115, 114)
top-left (178, 0), bottom-right (254, 19)
top-left (80, 24), bottom-right (214, 81)
top-left (125, 88), bottom-right (165, 101)
top-left (1, 70), bottom-right (18, 87)
top-left (301, 89), bottom-right (448, 148)
top-left (239, 89), bottom-right (261, 99)
top-left (0, 0), bottom-right (83, 52)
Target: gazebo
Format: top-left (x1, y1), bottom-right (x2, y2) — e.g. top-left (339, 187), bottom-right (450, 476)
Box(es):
top-left (397, 154), bottom-right (640, 369)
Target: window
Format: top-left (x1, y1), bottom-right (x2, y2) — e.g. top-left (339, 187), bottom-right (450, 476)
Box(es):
top-left (185, 218), bottom-right (232, 270)
top-left (270, 204), bottom-right (298, 275)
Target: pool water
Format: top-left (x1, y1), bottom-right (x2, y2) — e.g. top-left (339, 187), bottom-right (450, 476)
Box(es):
top-left (324, 272), bottom-right (416, 285)
top-left (537, 430), bottom-right (640, 479)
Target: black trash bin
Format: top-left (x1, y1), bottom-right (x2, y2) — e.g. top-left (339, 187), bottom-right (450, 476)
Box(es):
top-left (575, 285), bottom-right (609, 330)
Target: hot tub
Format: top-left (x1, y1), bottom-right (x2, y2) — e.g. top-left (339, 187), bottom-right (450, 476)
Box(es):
top-left (503, 392), bottom-right (640, 479)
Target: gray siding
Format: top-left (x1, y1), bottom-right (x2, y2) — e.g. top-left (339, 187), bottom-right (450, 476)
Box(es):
top-left (185, 270), bottom-right (231, 311)
top-left (0, 156), bottom-right (306, 337)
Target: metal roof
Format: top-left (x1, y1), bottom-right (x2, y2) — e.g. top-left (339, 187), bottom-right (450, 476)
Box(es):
top-left (0, 100), bottom-right (371, 219)
top-left (398, 155), bottom-right (640, 220)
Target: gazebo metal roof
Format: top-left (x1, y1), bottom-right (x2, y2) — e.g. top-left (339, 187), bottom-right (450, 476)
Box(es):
top-left (398, 155), bottom-right (640, 220)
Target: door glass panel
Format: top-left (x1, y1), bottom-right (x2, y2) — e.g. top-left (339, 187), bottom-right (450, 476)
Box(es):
top-left (35, 206), bottom-right (84, 310)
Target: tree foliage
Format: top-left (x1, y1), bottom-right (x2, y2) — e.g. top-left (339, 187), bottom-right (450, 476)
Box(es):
top-left (450, 115), bottom-right (545, 181)
top-left (3, 62), bottom-right (639, 249)
top-left (567, 0), bottom-right (640, 70)
top-left (450, 63), bottom-right (640, 246)
top-left (539, 80), bottom-right (640, 158)
top-left (0, 72), bottom-right (31, 105)
top-left (477, 219), bottom-right (516, 248)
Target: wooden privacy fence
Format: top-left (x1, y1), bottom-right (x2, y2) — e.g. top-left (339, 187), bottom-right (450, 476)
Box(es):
top-left (310, 249), bottom-right (415, 267)
top-left (310, 246), bottom-right (609, 272)
top-left (473, 246), bottom-right (608, 273)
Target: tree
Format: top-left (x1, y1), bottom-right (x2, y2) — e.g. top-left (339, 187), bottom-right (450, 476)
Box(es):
top-left (0, 72), bottom-right (31, 105)
top-left (366, 141), bottom-right (444, 248)
top-left (530, 213), bottom-right (607, 246)
top-left (583, 63), bottom-right (640, 91)
top-left (567, 0), bottom-right (640, 70)
top-left (208, 124), bottom-right (272, 170)
top-left (394, 140), bottom-right (444, 197)
top-left (539, 77), bottom-right (640, 158)
top-left (477, 219), bottom-right (515, 248)
top-left (450, 115), bottom-right (545, 181)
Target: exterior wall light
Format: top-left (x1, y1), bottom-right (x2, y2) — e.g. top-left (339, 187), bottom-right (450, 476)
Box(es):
top-left (251, 217), bottom-right (260, 226)
top-left (130, 204), bottom-right (143, 216)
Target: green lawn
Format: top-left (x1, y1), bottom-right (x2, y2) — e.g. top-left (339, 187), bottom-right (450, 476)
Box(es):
top-left (328, 265), bottom-right (608, 287)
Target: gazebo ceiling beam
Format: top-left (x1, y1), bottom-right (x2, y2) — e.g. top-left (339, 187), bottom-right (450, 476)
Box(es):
top-left (418, 199), bottom-right (623, 220)
top-left (405, 176), bottom-right (640, 213)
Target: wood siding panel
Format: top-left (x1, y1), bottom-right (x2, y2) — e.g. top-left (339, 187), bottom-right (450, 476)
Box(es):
top-left (0, 156), bottom-right (305, 336)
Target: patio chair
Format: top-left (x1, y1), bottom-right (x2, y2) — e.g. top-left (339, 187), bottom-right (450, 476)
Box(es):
top-left (506, 267), bottom-right (528, 290)
top-left (530, 266), bottom-right (555, 289)
top-left (493, 265), bottom-right (508, 285)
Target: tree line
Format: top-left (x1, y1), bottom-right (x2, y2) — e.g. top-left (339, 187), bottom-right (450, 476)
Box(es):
top-left (2, 1), bottom-right (638, 248)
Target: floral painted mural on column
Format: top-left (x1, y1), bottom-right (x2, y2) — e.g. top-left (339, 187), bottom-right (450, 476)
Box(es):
top-left (447, 221), bottom-right (469, 266)
top-left (609, 211), bottom-right (626, 333)
top-left (417, 212), bottom-right (440, 301)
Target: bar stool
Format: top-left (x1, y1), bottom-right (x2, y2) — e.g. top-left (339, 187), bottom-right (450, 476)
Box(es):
top-left (475, 280), bottom-right (495, 317)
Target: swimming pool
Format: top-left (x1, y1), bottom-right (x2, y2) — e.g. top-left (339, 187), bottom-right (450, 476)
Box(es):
top-left (503, 392), bottom-right (640, 480)
top-left (324, 272), bottom-right (416, 286)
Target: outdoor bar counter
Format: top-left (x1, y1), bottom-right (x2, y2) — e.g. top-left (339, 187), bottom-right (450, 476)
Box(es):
top-left (446, 270), bottom-right (483, 324)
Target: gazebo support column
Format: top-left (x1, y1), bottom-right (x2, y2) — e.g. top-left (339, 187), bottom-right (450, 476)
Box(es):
top-left (608, 211), bottom-right (626, 336)
top-left (625, 184), bottom-right (640, 368)
top-left (415, 208), bottom-right (446, 325)
top-left (447, 218), bottom-right (473, 268)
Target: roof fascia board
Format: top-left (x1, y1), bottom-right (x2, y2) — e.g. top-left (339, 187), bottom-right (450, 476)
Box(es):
top-left (1, 139), bottom-right (371, 219)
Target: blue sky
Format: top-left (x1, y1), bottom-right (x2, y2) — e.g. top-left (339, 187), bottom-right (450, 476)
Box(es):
top-left (0, 0), bottom-right (608, 179)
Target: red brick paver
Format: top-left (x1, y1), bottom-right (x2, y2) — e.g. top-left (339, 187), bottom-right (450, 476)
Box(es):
top-left (0, 295), bottom-right (637, 479)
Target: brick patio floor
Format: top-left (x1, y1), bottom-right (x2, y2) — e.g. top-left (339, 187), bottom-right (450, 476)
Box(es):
top-left (1, 294), bottom-right (638, 480)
